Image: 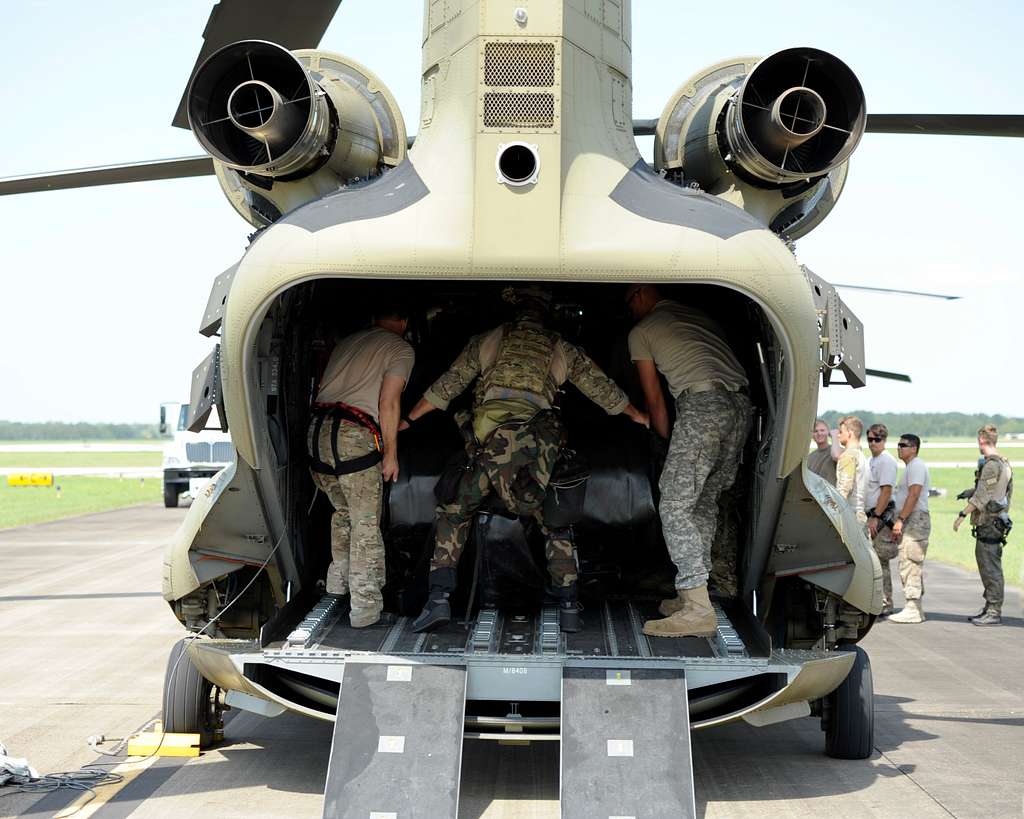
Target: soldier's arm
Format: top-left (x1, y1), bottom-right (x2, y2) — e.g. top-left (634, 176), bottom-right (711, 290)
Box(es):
top-left (564, 342), bottom-right (648, 427)
top-left (963, 460), bottom-right (1006, 514)
top-left (873, 484), bottom-right (893, 517)
top-left (835, 450), bottom-right (854, 500)
top-left (635, 358), bottom-right (670, 439)
top-left (417, 335), bottom-right (484, 414)
top-left (378, 374), bottom-right (404, 481)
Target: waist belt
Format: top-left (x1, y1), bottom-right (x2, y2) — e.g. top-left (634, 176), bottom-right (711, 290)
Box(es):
top-left (680, 380), bottom-right (747, 397)
top-left (308, 402), bottom-right (382, 476)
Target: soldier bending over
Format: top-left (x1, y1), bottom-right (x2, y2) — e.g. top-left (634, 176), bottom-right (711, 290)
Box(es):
top-left (405, 287), bottom-right (648, 633)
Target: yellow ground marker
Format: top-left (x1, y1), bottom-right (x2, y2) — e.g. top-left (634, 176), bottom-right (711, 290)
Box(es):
top-left (125, 731), bottom-right (200, 758)
top-left (7, 472), bottom-right (54, 486)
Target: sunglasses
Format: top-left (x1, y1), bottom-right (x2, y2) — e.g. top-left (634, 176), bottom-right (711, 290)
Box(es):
top-left (896, 442), bottom-right (914, 448)
top-left (867, 437), bottom-right (885, 443)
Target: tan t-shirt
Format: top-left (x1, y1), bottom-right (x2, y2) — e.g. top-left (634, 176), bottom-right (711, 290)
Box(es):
top-left (316, 326), bottom-right (414, 422)
top-left (628, 300), bottom-right (747, 398)
top-left (807, 446), bottom-right (837, 485)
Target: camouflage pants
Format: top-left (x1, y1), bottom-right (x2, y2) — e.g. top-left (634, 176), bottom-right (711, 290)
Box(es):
top-left (659, 390), bottom-right (751, 591)
top-left (898, 510), bottom-right (930, 601)
top-left (308, 420), bottom-right (385, 626)
top-left (872, 530), bottom-right (899, 608)
top-left (431, 412), bottom-right (576, 589)
top-left (975, 539), bottom-right (1004, 608)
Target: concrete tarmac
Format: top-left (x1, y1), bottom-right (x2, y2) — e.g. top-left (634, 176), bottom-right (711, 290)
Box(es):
top-left (1, 505), bottom-right (1021, 818)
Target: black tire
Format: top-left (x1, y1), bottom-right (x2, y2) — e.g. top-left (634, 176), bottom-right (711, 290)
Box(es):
top-left (162, 638), bottom-right (215, 746)
top-left (163, 482), bottom-right (179, 508)
top-left (824, 644), bottom-right (874, 759)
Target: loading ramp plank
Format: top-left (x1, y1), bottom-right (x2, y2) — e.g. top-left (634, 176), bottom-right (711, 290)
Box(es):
top-left (561, 664), bottom-right (695, 819)
top-left (322, 661), bottom-right (467, 818)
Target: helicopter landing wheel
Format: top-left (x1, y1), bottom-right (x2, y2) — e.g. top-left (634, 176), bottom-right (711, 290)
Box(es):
top-left (162, 638), bottom-right (223, 747)
top-left (822, 644), bottom-right (874, 759)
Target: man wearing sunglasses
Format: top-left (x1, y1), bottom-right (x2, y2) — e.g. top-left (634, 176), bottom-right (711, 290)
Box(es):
top-left (865, 424), bottom-right (899, 616)
top-left (889, 434), bottom-right (932, 624)
top-left (624, 284), bottom-right (751, 639)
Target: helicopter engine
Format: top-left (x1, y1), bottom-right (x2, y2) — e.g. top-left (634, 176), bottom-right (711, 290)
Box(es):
top-left (655, 47), bottom-right (866, 240)
top-left (187, 40), bottom-right (406, 227)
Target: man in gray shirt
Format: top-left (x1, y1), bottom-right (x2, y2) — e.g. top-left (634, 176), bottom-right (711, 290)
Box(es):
top-left (308, 302), bottom-right (414, 628)
top-left (625, 284), bottom-right (751, 639)
top-left (807, 419), bottom-right (838, 484)
top-left (888, 433), bottom-right (931, 624)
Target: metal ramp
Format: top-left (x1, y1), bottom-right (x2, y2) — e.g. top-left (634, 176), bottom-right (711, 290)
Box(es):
top-left (322, 661), bottom-right (467, 819)
top-left (560, 664), bottom-right (695, 819)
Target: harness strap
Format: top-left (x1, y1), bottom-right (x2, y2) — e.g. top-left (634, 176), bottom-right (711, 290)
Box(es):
top-left (308, 403), bottom-right (383, 476)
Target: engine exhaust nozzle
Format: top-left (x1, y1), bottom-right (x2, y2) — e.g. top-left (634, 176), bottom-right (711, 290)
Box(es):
top-left (724, 47), bottom-right (866, 185)
top-left (187, 40), bottom-right (332, 178)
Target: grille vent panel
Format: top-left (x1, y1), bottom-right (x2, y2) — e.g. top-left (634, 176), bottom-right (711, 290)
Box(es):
top-left (483, 93), bottom-right (555, 129)
top-left (484, 42), bottom-right (556, 87)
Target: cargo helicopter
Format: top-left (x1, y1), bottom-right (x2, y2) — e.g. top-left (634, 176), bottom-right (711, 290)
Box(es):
top-left (3, 2), bottom-right (1022, 816)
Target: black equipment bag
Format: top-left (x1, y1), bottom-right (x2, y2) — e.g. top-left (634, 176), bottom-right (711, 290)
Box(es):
top-left (543, 448), bottom-right (590, 528)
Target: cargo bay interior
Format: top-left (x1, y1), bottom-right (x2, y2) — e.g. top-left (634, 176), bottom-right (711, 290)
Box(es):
top-left (253, 279), bottom-right (783, 685)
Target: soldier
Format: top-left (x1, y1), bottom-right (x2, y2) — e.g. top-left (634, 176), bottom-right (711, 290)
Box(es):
top-left (624, 284), bottom-right (751, 639)
top-left (835, 416), bottom-right (869, 524)
top-left (307, 302), bottom-right (414, 628)
top-left (865, 423), bottom-right (899, 616)
top-left (404, 287), bottom-right (648, 633)
top-left (888, 434), bottom-right (931, 624)
top-left (954, 424), bottom-right (1013, 626)
top-left (807, 419), bottom-right (838, 484)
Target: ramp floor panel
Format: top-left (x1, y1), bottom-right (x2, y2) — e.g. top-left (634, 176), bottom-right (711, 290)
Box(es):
top-left (561, 666), bottom-right (695, 819)
top-left (323, 661), bottom-right (467, 818)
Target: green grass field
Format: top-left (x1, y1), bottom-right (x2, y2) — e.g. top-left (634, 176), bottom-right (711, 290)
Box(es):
top-left (0, 451), bottom-right (161, 467)
top-left (0, 439), bottom-right (162, 447)
top-left (0, 477), bottom-right (161, 529)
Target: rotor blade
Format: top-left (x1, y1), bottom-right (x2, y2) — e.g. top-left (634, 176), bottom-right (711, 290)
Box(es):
top-left (866, 368), bottom-right (912, 383)
top-left (171, 0), bottom-right (343, 129)
top-left (866, 114), bottom-right (1024, 138)
top-left (0, 156), bottom-right (215, 196)
top-left (632, 118), bottom-right (658, 137)
top-left (832, 283), bottom-right (961, 300)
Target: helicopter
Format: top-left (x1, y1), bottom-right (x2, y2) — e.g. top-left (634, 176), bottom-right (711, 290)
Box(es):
top-left (3, 2), bottom-right (1022, 816)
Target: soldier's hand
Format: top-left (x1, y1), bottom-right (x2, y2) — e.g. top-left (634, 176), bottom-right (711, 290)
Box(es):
top-left (382, 452), bottom-right (400, 482)
top-left (623, 405), bottom-right (650, 428)
top-left (953, 515), bottom-right (962, 533)
top-left (398, 419), bottom-right (411, 432)
top-left (892, 519), bottom-right (903, 540)
top-left (868, 518), bottom-right (879, 537)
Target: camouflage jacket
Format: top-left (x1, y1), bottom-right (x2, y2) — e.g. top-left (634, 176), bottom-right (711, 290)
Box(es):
top-left (423, 319), bottom-right (629, 415)
top-left (971, 454), bottom-right (1013, 524)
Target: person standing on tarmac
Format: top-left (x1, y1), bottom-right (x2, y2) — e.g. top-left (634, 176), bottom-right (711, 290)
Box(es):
top-left (865, 424), bottom-right (899, 616)
top-left (888, 434), bottom-right (931, 624)
top-left (307, 302), bottom-right (414, 628)
top-left (954, 424), bottom-right (1013, 626)
top-left (624, 284), bottom-right (752, 639)
top-left (808, 419), bottom-right (838, 484)
top-left (404, 286), bottom-right (649, 634)
top-left (835, 416), bottom-right (869, 524)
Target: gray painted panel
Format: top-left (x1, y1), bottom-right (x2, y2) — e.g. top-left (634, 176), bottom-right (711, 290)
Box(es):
top-left (561, 666), bottom-right (695, 819)
top-left (282, 161), bottom-right (429, 233)
top-left (323, 661), bottom-right (466, 818)
top-left (609, 160), bottom-right (764, 240)
top-left (199, 263), bottom-right (238, 337)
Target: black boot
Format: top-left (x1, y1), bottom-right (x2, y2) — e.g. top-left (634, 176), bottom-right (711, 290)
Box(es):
top-left (970, 606), bottom-right (1002, 626)
top-left (413, 569), bottom-right (456, 633)
top-left (966, 603), bottom-right (987, 621)
top-left (547, 582), bottom-right (581, 633)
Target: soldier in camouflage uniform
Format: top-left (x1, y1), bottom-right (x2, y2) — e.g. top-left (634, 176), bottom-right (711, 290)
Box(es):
top-left (625, 284), bottom-right (752, 638)
top-left (404, 287), bottom-right (648, 632)
top-left (954, 424), bottom-right (1014, 626)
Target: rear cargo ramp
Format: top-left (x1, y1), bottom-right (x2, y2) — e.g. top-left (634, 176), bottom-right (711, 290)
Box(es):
top-left (560, 663), bottom-right (696, 818)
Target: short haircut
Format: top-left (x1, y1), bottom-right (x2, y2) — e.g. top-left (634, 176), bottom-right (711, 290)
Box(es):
top-left (900, 433), bottom-right (921, 451)
top-left (868, 423), bottom-right (888, 439)
top-left (978, 424), bottom-right (998, 446)
top-left (839, 415), bottom-right (863, 438)
top-left (814, 418), bottom-right (829, 430)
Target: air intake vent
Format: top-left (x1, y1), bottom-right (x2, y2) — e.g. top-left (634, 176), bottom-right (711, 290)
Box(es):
top-left (483, 93), bottom-right (556, 129)
top-left (484, 42), bottom-right (556, 87)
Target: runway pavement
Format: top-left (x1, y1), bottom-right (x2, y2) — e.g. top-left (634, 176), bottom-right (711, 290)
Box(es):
top-left (1, 505), bottom-right (1021, 818)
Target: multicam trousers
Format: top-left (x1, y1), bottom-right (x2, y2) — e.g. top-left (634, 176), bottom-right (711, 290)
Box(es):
top-left (308, 420), bottom-right (385, 626)
top-left (898, 510), bottom-right (930, 601)
top-left (975, 538), bottom-right (1004, 609)
top-left (431, 411), bottom-right (576, 589)
top-left (872, 530), bottom-right (899, 608)
top-left (660, 389), bottom-right (751, 591)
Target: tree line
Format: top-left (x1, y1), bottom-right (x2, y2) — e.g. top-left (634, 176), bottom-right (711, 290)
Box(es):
top-left (818, 411), bottom-right (1024, 438)
top-left (0, 421), bottom-right (160, 440)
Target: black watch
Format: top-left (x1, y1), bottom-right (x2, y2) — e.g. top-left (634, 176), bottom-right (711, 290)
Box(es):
top-left (958, 511), bottom-right (967, 519)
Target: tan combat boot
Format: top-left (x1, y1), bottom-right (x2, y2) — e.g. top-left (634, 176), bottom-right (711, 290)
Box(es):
top-left (887, 599), bottom-right (925, 624)
top-left (657, 592), bottom-right (686, 617)
top-left (643, 585), bottom-right (718, 638)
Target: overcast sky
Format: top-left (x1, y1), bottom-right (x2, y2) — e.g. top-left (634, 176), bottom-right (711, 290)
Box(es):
top-left (1, 1), bottom-right (1021, 423)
